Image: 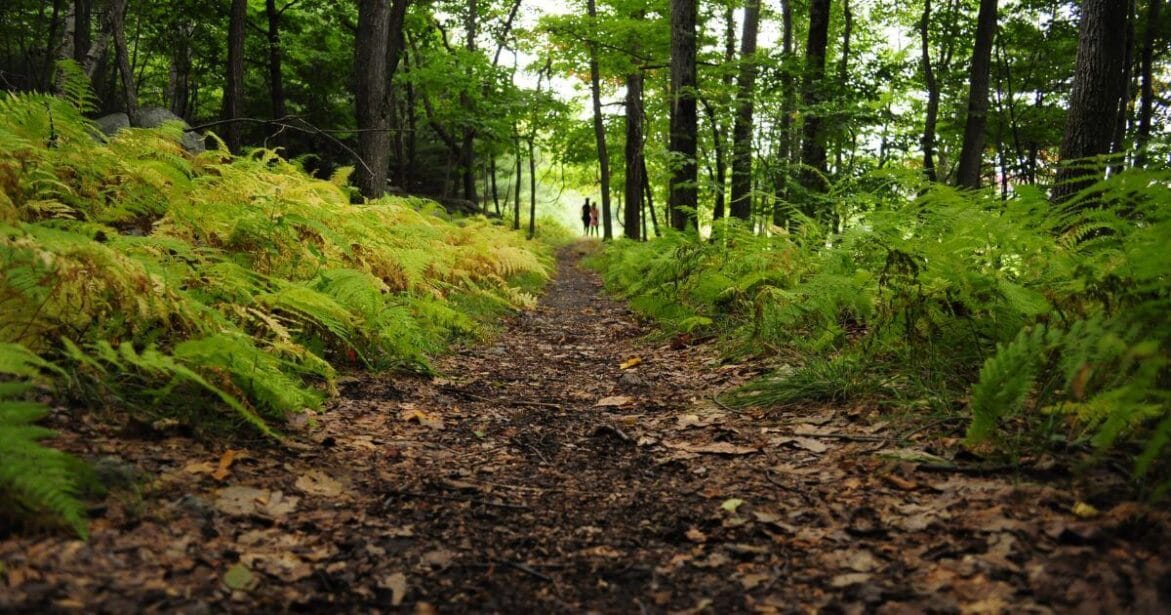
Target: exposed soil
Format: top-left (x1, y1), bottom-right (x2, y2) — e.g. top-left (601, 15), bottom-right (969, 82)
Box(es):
top-left (2, 244), bottom-right (1169, 613)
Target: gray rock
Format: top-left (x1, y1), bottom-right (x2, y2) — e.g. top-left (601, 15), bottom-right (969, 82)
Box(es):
top-left (94, 112), bottom-right (129, 136)
top-left (177, 494), bottom-right (214, 519)
top-left (92, 455), bottom-right (138, 489)
top-left (618, 372), bottom-right (646, 388)
top-left (93, 107), bottom-right (205, 153)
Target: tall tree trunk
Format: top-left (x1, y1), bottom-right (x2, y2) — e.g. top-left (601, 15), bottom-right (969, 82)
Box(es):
top-left (527, 138), bottom-right (537, 239)
top-left (623, 71), bottom-right (644, 240)
top-left (833, 0), bottom-right (852, 173)
top-left (586, 0), bottom-right (613, 239)
top-left (513, 132), bottom-right (522, 231)
top-left (110, 0), bottom-right (137, 124)
top-left (266, 0), bottom-right (287, 120)
top-left (460, 0), bottom-right (478, 203)
top-left (955, 0), bottom-right (998, 189)
top-left (73, 0), bottom-right (91, 65)
top-left (774, 0), bottom-right (795, 226)
top-left (642, 155), bottom-right (660, 237)
top-left (167, 22), bottom-right (192, 119)
top-left (798, 0), bottom-right (831, 208)
top-left (222, 0), bottom-right (247, 152)
top-left (711, 6), bottom-right (736, 223)
top-left (729, 0), bottom-right (761, 222)
top-left (1135, 0), bottom-right (1161, 167)
top-left (1052, 0), bottom-right (1129, 203)
top-left (668, 0), bottom-right (698, 231)
top-left (920, 0), bottom-right (939, 182)
top-left (490, 156), bottom-right (500, 216)
top-left (1108, 0), bottom-right (1136, 176)
top-left (355, 0), bottom-right (408, 197)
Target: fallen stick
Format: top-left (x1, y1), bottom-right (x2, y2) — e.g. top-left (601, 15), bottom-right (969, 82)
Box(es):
top-left (383, 490), bottom-right (531, 511)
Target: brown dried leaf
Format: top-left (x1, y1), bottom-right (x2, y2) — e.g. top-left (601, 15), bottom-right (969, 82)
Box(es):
top-left (596, 395), bottom-right (634, 407)
top-left (294, 470), bottom-right (345, 498)
top-left (664, 441), bottom-right (758, 455)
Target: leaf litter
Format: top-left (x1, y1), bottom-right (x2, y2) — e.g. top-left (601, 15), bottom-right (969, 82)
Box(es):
top-left (0, 246), bottom-right (1167, 613)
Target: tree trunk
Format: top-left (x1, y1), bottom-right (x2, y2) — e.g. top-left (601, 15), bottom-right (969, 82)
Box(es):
top-left (266, 0), bottom-right (287, 120)
top-left (623, 71), bottom-right (644, 240)
top-left (1135, 0), bottom-right (1161, 167)
top-left (774, 0), bottom-right (795, 226)
top-left (460, 0), bottom-right (478, 203)
top-left (642, 155), bottom-right (660, 237)
top-left (355, 0), bottom-right (391, 197)
top-left (221, 0), bottom-right (247, 152)
top-left (490, 156), bottom-right (500, 216)
top-left (833, 0), bottom-right (852, 173)
top-left (110, 0), bottom-right (137, 125)
top-left (513, 133), bottom-right (522, 231)
top-left (587, 0), bottom-right (614, 239)
top-left (920, 0), bottom-right (939, 182)
top-left (1108, 0), bottom-right (1136, 176)
top-left (73, 0), bottom-right (91, 65)
top-left (955, 0), bottom-right (998, 189)
top-left (668, 0), bottom-right (698, 231)
top-left (527, 138), bottom-right (537, 239)
top-left (798, 0), bottom-right (831, 206)
top-left (1052, 0), bottom-right (1129, 203)
top-left (711, 6), bottom-right (735, 223)
top-left (729, 0), bottom-right (761, 221)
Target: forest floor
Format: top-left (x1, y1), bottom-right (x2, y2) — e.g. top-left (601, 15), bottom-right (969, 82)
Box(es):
top-left (2, 243), bottom-right (1170, 613)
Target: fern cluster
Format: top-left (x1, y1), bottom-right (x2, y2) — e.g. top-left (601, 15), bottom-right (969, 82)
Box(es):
top-left (0, 69), bottom-right (553, 534)
top-left (595, 166), bottom-right (1171, 495)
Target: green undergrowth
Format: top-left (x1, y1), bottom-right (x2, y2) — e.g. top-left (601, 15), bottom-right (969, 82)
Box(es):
top-left (0, 66), bottom-right (554, 535)
top-left (592, 168), bottom-right (1171, 499)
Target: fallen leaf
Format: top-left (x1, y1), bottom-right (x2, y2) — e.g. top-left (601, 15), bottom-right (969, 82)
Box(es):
top-left (595, 395), bottom-right (633, 407)
top-left (421, 549), bottom-right (457, 568)
top-left (685, 527), bottom-right (707, 543)
top-left (183, 461), bottom-right (216, 475)
top-left (721, 498), bottom-right (745, 512)
top-left (241, 552), bottom-right (313, 582)
top-left (581, 545), bottom-right (623, 558)
top-left (401, 407), bottom-right (444, 431)
top-left (664, 441), bottom-right (758, 455)
top-left (830, 572), bottom-right (872, 588)
top-left (223, 563), bottom-right (258, 591)
top-left (214, 486), bottom-right (267, 517)
top-left (739, 572), bottom-right (770, 590)
top-left (790, 437), bottom-right (828, 453)
top-left (379, 572), bottom-right (408, 606)
top-left (619, 357), bottom-right (642, 369)
top-left (211, 449), bottom-right (238, 482)
top-left (1072, 501), bottom-right (1099, 519)
top-left (295, 470), bottom-right (345, 498)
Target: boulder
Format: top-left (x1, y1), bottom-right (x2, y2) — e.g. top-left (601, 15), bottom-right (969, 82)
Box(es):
top-left (93, 107), bottom-right (206, 153)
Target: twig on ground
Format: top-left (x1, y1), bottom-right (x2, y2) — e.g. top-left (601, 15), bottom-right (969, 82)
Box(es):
top-left (913, 463), bottom-right (1015, 475)
top-left (494, 559), bottom-right (554, 583)
top-left (898, 416), bottom-right (967, 442)
top-left (383, 490), bottom-right (531, 511)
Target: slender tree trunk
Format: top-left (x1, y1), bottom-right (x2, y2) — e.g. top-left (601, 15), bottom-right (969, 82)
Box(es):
top-left (642, 155), bottom-right (660, 237)
top-left (623, 71), bottom-right (644, 240)
top-left (729, 0), bottom-right (761, 221)
top-left (221, 0), bottom-right (247, 152)
top-left (110, 0), bottom-right (137, 124)
top-left (587, 0), bottom-right (613, 239)
top-left (355, 0), bottom-right (408, 197)
top-left (73, 0), bottom-right (91, 65)
top-left (833, 0), bottom-right (852, 173)
top-left (774, 0), bottom-right (795, 226)
top-left (266, 0), bottom-right (287, 120)
top-left (460, 0), bottom-right (478, 203)
top-left (711, 6), bottom-right (735, 223)
top-left (955, 0), bottom-right (998, 188)
top-left (920, 0), bottom-right (939, 182)
top-left (798, 0), bottom-right (832, 208)
top-left (1108, 0), bottom-right (1136, 176)
top-left (1135, 0), bottom-right (1161, 167)
top-left (668, 0), bottom-right (698, 231)
top-left (1052, 0), bottom-right (1129, 203)
top-left (490, 156), bottom-right (500, 215)
top-left (513, 133), bottom-right (522, 230)
top-left (527, 138), bottom-right (537, 239)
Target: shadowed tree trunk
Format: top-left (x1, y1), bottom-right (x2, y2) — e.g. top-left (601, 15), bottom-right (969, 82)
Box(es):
top-left (773, 0), bottom-right (795, 226)
top-left (798, 0), bottom-right (831, 210)
top-left (460, 0), bottom-right (478, 203)
top-left (955, 0), bottom-right (998, 189)
top-left (110, 0), bottom-right (137, 125)
top-left (624, 70), bottom-right (644, 240)
top-left (586, 0), bottom-right (613, 239)
top-left (668, 0), bottom-right (698, 231)
top-left (1135, 0), bottom-right (1160, 167)
top-left (355, 0), bottom-right (408, 198)
top-left (1052, 0), bottom-right (1129, 203)
top-left (711, 7), bottom-right (735, 223)
top-left (920, 0), bottom-right (939, 182)
top-left (729, 0), bottom-right (760, 222)
top-left (266, 0), bottom-right (287, 121)
top-left (527, 137), bottom-right (537, 239)
top-left (222, 0), bottom-right (246, 152)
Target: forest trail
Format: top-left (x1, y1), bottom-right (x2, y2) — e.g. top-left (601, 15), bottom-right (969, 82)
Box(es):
top-left (2, 244), bottom-right (1169, 613)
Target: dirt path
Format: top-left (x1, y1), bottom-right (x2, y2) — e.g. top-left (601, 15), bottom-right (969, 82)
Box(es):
top-left (2, 245), bottom-right (1169, 613)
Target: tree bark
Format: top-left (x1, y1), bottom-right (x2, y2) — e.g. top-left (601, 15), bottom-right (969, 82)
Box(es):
top-left (624, 71), bottom-right (644, 240)
top-left (920, 0), bottom-right (939, 182)
top-left (798, 0), bottom-right (831, 206)
top-left (1135, 0), bottom-right (1160, 167)
top-left (1052, 0), bottom-right (1129, 203)
top-left (642, 155), bottom-right (660, 237)
top-left (668, 0), bottom-right (698, 231)
top-left (354, 0), bottom-right (404, 197)
top-left (527, 137), bottom-right (537, 239)
top-left (711, 6), bottom-right (736, 223)
top-left (513, 132), bottom-right (522, 230)
top-left (586, 0), bottom-right (613, 239)
top-left (266, 0), bottom-right (287, 120)
top-left (110, 0), bottom-right (138, 124)
top-left (955, 0), bottom-right (998, 189)
top-left (460, 0), bottom-right (478, 203)
top-left (774, 0), bottom-right (795, 226)
top-left (73, 0), bottom-right (91, 65)
top-left (221, 0), bottom-right (247, 152)
top-left (729, 0), bottom-right (761, 221)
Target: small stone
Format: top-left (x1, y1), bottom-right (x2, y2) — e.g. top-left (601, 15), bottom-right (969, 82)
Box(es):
top-left (177, 494), bottom-right (214, 519)
top-left (93, 456), bottom-right (138, 489)
top-left (618, 372), bottom-right (645, 388)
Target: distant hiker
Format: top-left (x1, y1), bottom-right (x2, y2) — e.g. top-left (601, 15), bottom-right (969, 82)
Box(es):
top-left (589, 202), bottom-right (600, 237)
top-left (581, 198), bottom-right (592, 235)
